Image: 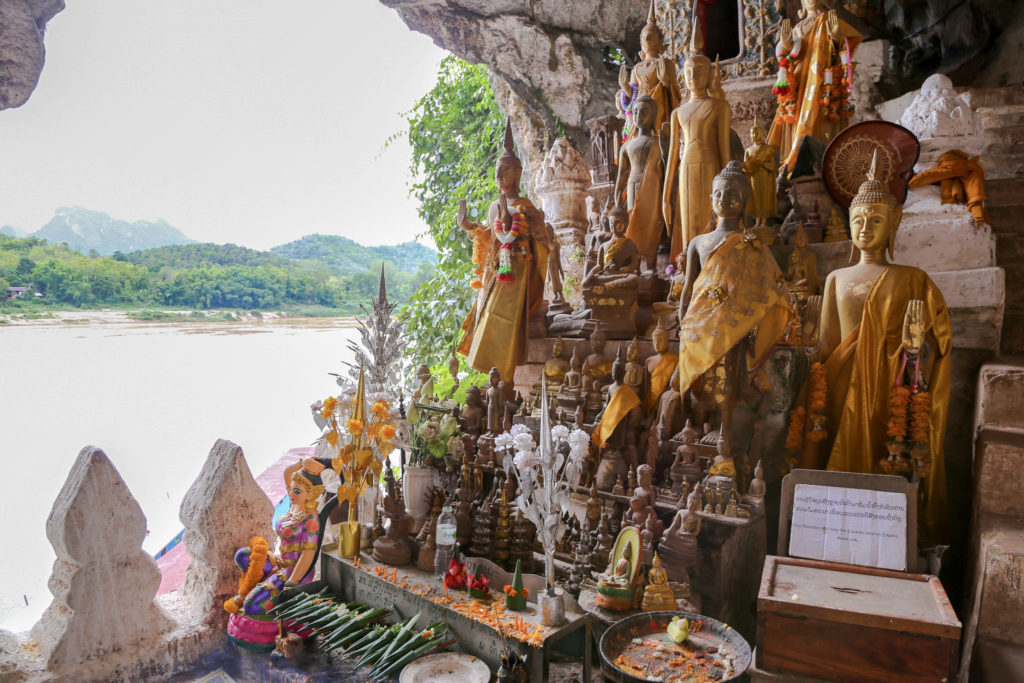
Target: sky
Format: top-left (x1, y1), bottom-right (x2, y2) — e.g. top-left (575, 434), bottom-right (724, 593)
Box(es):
top-left (0, 1), bottom-right (448, 250)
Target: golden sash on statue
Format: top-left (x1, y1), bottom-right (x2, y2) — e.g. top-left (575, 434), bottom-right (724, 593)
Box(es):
top-left (821, 265), bottom-right (952, 541)
top-left (625, 144), bottom-right (666, 259)
top-left (643, 353), bottom-right (679, 413)
top-left (678, 231), bottom-right (791, 393)
top-left (458, 198), bottom-right (548, 380)
top-left (593, 385), bottom-right (642, 450)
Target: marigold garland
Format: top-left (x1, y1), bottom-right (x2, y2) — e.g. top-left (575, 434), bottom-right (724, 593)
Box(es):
top-left (224, 536), bottom-right (269, 614)
top-left (470, 228), bottom-right (489, 289)
top-left (785, 406), bottom-right (806, 451)
top-left (806, 362), bottom-right (828, 442)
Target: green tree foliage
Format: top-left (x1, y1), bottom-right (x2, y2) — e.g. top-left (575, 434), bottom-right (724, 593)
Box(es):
top-left (397, 55), bottom-right (504, 371)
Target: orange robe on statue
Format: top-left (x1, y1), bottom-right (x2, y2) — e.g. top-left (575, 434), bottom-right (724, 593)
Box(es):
top-left (593, 386), bottom-right (642, 450)
top-left (802, 265), bottom-right (952, 542)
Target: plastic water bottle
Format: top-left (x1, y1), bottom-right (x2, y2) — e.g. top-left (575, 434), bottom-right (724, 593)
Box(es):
top-left (434, 505), bottom-right (457, 579)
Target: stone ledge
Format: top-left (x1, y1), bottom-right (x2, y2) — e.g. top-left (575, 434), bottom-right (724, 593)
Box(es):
top-left (976, 363), bottom-right (1024, 432)
top-left (973, 519), bottom-right (1024, 647)
top-left (930, 267), bottom-right (1004, 351)
top-left (974, 429), bottom-right (1024, 521)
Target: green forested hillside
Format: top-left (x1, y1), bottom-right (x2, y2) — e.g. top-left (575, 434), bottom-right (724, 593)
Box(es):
top-left (271, 234), bottom-right (436, 273)
top-left (0, 235), bottom-right (433, 312)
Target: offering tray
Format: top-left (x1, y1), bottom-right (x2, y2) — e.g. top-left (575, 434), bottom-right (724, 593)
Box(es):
top-left (599, 610), bottom-right (751, 683)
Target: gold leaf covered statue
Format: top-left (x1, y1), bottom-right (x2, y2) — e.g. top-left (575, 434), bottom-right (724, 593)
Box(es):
top-left (457, 119), bottom-right (549, 380)
top-left (808, 149), bottom-right (952, 541)
top-left (641, 553), bottom-right (678, 611)
top-left (768, 0), bottom-right (862, 170)
top-left (615, 94), bottom-right (665, 263)
top-left (743, 116), bottom-right (778, 225)
top-left (677, 161), bottom-right (792, 395)
top-left (662, 11), bottom-right (732, 260)
top-left (617, 0), bottom-right (681, 139)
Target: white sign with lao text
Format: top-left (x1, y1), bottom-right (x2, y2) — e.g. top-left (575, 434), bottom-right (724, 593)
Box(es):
top-left (789, 484), bottom-right (908, 571)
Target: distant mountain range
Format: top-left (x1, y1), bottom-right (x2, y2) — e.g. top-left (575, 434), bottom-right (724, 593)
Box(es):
top-left (3, 207), bottom-right (435, 274)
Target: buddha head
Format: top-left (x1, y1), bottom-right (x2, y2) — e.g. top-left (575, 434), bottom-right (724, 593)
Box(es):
top-left (711, 161), bottom-right (751, 222)
top-left (849, 149), bottom-right (900, 261)
top-left (552, 336), bottom-right (566, 359)
top-left (290, 469), bottom-right (325, 513)
top-left (633, 94), bottom-right (658, 132)
top-left (465, 384), bottom-right (482, 407)
top-left (799, 0), bottom-right (828, 19)
top-left (611, 344), bottom-right (626, 382)
top-left (609, 204), bottom-right (629, 236)
top-left (637, 463), bottom-right (653, 487)
top-left (640, 0), bottom-right (665, 58)
top-left (589, 327), bottom-right (607, 354)
top-left (683, 12), bottom-right (712, 95)
top-left (495, 118), bottom-right (523, 195)
top-left (489, 366), bottom-right (501, 387)
top-left (750, 115), bottom-right (766, 145)
top-left (627, 336), bottom-right (640, 363)
top-left (652, 317), bottom-right (669, 352)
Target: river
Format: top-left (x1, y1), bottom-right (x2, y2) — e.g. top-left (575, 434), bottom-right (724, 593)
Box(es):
top-left (0, 313), bottom-right (360, 630)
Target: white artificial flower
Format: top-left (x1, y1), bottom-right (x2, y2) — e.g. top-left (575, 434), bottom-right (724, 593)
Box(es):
top-left (514, 448), bottom-right (540, 471)
top-left (513, 432), bottom-right (536, 452)
top-left (494, 432), bottom-right (513, 450)
top-left (551, 425), bottom-right (569, 440)
top-left (509, 423), bottom-right (530, 437)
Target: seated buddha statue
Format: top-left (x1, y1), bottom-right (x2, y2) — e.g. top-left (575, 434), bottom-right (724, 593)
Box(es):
top-left (624, 337), bottom-right (646, 401)
top-left (556, 343), bottom-right (584, 412)
top-left (593, 346), bottom-right (642, 490)
top-left (372, 466), bottom-right (414, 566)
top-left (641, 553), bottom-right (678, 611)
top-left (652, 253), bottom-right (687, 335)
top-left (658, 497), bottom-right (700, 584)
top-left (786, 221), bottom-right (820, 303)
top-left (583, 328), bottom-right (614, 386)
top-left (542, 336), bottom-right (571, 390)
top-left (595, 535), bottom-right (642, 611)
top-left (806, 149), bottom-right (952, 541)
top-left (580, 204), bottom-right (641, 337)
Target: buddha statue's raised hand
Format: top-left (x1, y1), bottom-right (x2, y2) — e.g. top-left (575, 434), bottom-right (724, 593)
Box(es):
top-left (827, 10), bottom-right (841, 41)
top-left (618, 64), bottom-right (630, 94)
top-left (902, 299), bottom-right (926, 356)
top-left (804, 294), bottom-right (822, 349)
top-left (779, 19), bottom-right (793, 53)
top-left (497, 193), bottom-right (512, 227)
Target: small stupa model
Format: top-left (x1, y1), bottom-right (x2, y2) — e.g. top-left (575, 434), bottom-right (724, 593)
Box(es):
top-left (468, 499), bottom-right (494, 558)
top-left (492, 491), bottom-right (512, 568)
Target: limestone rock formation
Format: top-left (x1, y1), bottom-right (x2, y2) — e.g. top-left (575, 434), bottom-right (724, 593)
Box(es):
top-left (31, 446), bottom-right (175, 680)
top-left (178, 439), bottom-right (275, 628)
top-left (380, 0), bottom-right (646, 176)
top-left (0, 0), bottom-right (65, 110)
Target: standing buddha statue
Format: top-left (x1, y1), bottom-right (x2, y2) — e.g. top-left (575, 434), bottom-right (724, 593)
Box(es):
top-left (743, 116), bottom-right (778, 225)
top-left (809, 149), bottom-right (951, 541)
top-left (457, 119), bottom-right (549, 380)
top-left (662, 12), bottom-right (732, 260)
top-left (677, 162), bottom-right (792, 397)
top-left (768, 0), bottom-right (861, 170)
top-left (624, 338), bottom-right (646, 402)
top-left (617, 0), bottom-right (681, 139)
top-left (643, 317), bottom-right (679, 413)
top-left (615, 94), bottom-right (666, 264)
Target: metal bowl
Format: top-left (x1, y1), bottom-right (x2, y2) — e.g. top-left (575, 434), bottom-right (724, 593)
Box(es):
top-left (599, 610), bottom-right (751, 682)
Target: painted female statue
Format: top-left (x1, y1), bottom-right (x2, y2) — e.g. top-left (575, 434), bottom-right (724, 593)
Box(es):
top-left (225, 462), bottom-right (335, 649)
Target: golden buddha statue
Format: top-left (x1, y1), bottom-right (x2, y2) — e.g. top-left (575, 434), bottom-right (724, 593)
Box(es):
top-left (645, 365), bottom-right (682, 469)
top-left (457, 119), bottom-right (549, 380)
top-left (543, 337), bottom-right (571, 389)
top-left (615, 94), bottom-right (665, 263)
top-left (593, 348), bottom-right (642, 489)
top-left (786, 221), bottom-right (820, 303)
top-left (586, 480), bottom-right (603, 533)
top-left (643, 318), bottom-right (679, 413)
top-left (617, 0), bottom-right (680, 139)
top-left (584, 327), bottom-right (614, 385)
top-left (824, 205), bottom-right (849, 242)
top-left (768, 0), bottom-right (862, 170)
top-left (641, 553), bottom-right (678, 611)
top-left (743, 116), bottom-right (778, 225)
top-left (662, 13), bottom-right (732, 260)
top-left (810, 149), bottom-right (951, 541)
top-left (624, 337), bottom-right (646, 400)
top-left (580, 205), bottom-right (641, 336)
top-left (677, 162), bottom-right (792, 395)
top-left (652, 253), bottom-right (687, 334)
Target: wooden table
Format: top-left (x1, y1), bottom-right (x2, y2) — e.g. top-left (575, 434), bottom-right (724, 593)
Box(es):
top-left (320, 548), bottom-right (592, 682)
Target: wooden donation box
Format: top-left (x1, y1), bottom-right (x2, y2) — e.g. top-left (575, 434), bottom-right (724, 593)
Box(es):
top-left (756, 471), bottom-right (961, 682)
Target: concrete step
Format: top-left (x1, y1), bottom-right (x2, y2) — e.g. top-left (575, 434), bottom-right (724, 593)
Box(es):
top-left (964, 87), bottom-right (1024, 112)
top-left (969, 636), bottom-right (1024, 683)
top-left (973, 429), bottom-right (1024, 522)
top-left (975, 362), bottom-right (1024, 432)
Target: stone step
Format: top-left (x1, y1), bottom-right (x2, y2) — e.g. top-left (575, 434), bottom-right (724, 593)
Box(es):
top-left (930, 267), bottom-right (1004, 351)
top-left (975, 362), bottom-right (1024, 432)
top-left (1000, 315), bottom-right (1024, 356)
top-left (989, 205), bottom-right (1024, 232)
top-left (963, 87), bottom-right (1024, 112)
top-left (973, 429), bottom-right (1024, 522)
top-left (964, 517), bottom-right (1024, 652)
top-left (969, 636), bottom-right (1024, 683)
top-left (898, 193), bottom-right (996, 270)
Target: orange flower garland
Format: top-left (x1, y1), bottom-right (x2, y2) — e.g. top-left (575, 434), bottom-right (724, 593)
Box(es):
top-left (470, 228), bottom-right (490, 289)
top-left (224, 536), bottom-right (269, 614)
top-left (909, 390), bottom-right (932, 478)
top-left (785, 406), bottom-right (806, 451)
top-left (806, 362), bottom-right (828, 442)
